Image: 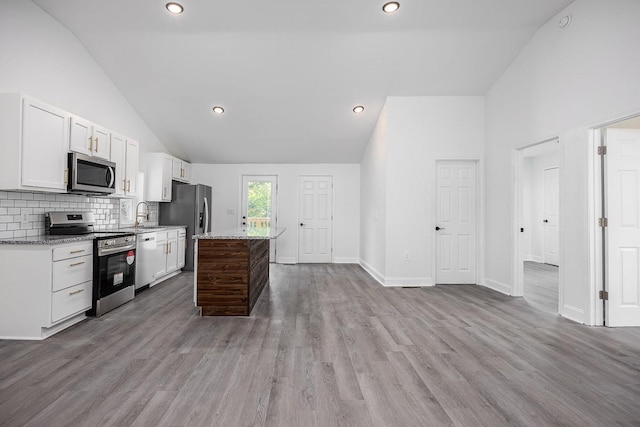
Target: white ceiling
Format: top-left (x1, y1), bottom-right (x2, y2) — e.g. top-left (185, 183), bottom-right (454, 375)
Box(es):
top-left (33, 0), bottom-right (574, 164)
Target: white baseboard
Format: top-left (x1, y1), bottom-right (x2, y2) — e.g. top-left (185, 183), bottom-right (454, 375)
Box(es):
top-left (334, 257), bottom-right (359, 264)
top-left (359, 259), bottom-right (434, 287)
top-left (277, 257), bottom-right (297, 264)
top-left (359, 259), bottom-right (385, 286)
top-left (481, 278), bottom-right (512, 295)
top-left (149, 270), bottom-right (181, 288)
top-left (560, 304), bottom-right (585, 324)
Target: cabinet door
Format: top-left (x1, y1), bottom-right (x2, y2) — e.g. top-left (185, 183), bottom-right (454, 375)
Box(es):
top-left (172, 157), bottom-right (182, 181)
top-left (177, 231), bottom-right (186, 269)
top-left (92, 126), bottom-right (110, 160)
top-left (22, 98), bottom-right (69, 190)
top-left (154, 237), bottom-right (168, 280)
top-left (166, 236), bottom-right (178, 273)
top-left (162, 155), bottom-right (173, 201)
top-left (110, 134), bottom-right (126, 196)
top-left (69, 116), bottom-right (92, 156)
top-left (125, 139), bottom-right (139, 196)
top-left (182, 161), bottom-right (191, 182)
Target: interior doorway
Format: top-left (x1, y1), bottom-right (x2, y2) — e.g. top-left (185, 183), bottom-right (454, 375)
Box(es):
top-left (241, 175), bottom-right (278, 262)
top-left (516, 139), bottom-right (560, 314)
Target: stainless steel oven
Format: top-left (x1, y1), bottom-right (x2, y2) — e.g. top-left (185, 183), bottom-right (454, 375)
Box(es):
top-left (67, 152), bottom-right (116, 195)
top-left (89, 234), bottom-right (136, 317)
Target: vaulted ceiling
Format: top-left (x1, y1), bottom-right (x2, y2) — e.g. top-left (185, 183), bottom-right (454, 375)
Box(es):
top-left (33, 0), bottom-right (574, 163)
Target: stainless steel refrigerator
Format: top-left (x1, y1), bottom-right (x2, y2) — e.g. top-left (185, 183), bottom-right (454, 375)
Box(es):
top-left (158, 181), bottom-right (212, 271)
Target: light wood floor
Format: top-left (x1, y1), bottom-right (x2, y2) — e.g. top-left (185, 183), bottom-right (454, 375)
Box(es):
top-left (523, 261), bottom-right (559, 315)
top-left (2, 264), bottom-right (640, 426)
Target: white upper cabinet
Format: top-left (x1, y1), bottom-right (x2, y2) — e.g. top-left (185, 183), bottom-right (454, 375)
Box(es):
top-left (146, 153), bottom-right (173, 202)
top-left (22, 98), bottom-right (69, 191)
top-left (172, 157), bottom-right (191, 183)
top-left (125, 139), bottom-right (139, 196)
top-left (110, 134), bottom-right (139, 198)
top-left (69, 116), bottom-right (110, 160)
top-left (0, 94), bottom-right (69, 192)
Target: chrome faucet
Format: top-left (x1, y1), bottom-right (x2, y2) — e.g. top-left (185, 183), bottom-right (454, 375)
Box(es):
top-left (135, 201), bottom-right (150, 227)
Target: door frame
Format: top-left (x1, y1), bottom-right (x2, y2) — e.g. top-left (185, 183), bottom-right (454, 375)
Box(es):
top-left (433, 158), bottom-right (482, 285)
top-left (240, 174), bottom-right (279, 262)
top-left (590, 113), bottom-right (640, 326)
top-left (512, 138), bottom-right (561, 300)
top-left (297, 174), bottom-right (334, 264)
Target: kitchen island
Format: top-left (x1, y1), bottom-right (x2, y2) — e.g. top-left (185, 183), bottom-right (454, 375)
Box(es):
top-left (193, 227), bottom-right (285, 316)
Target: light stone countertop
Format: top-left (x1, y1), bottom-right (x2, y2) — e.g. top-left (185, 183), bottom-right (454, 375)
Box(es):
top-left (0, 225), bottom-right (188, 245)
top-left (193, 227), bottom-right (286, 240)
top-left (0, 234), bottom-right (96, 245)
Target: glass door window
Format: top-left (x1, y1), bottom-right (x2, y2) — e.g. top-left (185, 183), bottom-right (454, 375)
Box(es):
top-left (241, 175), bottom-right (278, 261)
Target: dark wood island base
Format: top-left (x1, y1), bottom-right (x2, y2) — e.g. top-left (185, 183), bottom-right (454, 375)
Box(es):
top-left (196, 238), bottom-right (270, 316)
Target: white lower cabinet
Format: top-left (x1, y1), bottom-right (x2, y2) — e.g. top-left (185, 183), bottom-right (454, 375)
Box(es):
top-left (0, 241), bottom-right (93, 340)
top-left (51, 281), bottom-right (92, 323)
top-left (177, 229), bottom-right (186, 269)
top-left (148, 228), bottom-right (186, 288)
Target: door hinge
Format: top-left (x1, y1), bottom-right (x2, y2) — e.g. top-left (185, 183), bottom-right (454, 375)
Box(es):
top-left (598, 218), bottom-right (608, 227)
top-left (597, 146), bottom-right (607, 155)
top-left (599, 290), bottom-right (609, 300)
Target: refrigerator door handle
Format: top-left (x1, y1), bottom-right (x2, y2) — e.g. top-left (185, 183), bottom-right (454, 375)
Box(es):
top-left (203, 197), bottom-right (209, 233)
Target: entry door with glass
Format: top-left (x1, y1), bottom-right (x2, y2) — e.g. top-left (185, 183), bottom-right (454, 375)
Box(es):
top-left (241, 175), bottom-right (278, 262)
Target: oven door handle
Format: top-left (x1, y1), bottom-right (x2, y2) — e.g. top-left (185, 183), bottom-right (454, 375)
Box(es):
top-left (98, 244), bottom-right (135, 256)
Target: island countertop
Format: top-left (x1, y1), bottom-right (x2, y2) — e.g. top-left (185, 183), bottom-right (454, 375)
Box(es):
top-left (193, 227), bottom-right (286, 240)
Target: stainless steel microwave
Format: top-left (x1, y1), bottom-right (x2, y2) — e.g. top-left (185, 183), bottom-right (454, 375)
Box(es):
top-left (67, 152), bottom-right (116, 195)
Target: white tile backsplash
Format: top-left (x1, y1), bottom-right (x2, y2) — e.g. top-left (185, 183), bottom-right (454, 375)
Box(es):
top-left (0, 190), bottom-right (122, 238)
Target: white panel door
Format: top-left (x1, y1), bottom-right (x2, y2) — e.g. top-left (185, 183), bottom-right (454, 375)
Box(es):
top-left (606, 129), bottom-right (640, 326)
top-left (435, 161), bottom-right (477, 284)
top-left (241, 175), bottom-right (278, 261)
top-left (298, 176), bottom-right (333, 263)
top-left (543, 167), bottom-right (560, 266)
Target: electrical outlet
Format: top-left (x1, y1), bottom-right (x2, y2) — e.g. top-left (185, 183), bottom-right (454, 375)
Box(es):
top-left (404, 251), bottom-right (410, 261)
top-left (20, 212), bottom-right (29, 226)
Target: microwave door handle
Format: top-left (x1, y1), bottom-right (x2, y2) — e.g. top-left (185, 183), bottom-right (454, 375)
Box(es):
top-left (106, 166), bottom-right (115, 188)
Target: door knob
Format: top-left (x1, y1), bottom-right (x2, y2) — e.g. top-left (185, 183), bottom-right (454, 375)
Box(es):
top-left (435, 226), bottom-right (445, 231)
top-left (300, 223), bottom-right (304, 226)
top-left (543, 219), bottom-right (549, 223)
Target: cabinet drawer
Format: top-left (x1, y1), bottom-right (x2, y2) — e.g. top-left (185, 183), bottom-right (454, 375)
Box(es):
top-left (51, 280), bottom-right (92, 323)
top-left (53, 242), bottom-right (93, 261)
top-left (167, 229), bottom-right (178, 240)
top-left (179, 229), bottom-right (186, 237)
top-left (52, 254), bottom-right (93, 292)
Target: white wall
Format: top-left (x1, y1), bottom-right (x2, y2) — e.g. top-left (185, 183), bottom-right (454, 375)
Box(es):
top-left (359, 104), bottom-right (388, 280)
top-left (190, 164), bottom-right (360, 264)
top-left (485, 0), bottom-right (640, 324)
top-left (522, 152), bottom-right (560, 262)
top-left (359, 96), bottom-right (485, 286)
top-left (0, 0), bottom-right (168, 163)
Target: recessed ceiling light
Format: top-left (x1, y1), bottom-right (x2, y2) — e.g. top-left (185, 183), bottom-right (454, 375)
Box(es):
top-left (166, 2), bottom-right (184, 14)
top-left (382, 2), bottom-right (400, 14)
top-left (558, 15), bottom-right (571, 29)
top-left (212, 106), bottom-right (225, 114)
top-left (353, 105), bottom-right (365, 114)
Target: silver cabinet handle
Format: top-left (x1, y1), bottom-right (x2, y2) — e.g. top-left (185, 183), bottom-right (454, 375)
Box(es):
top-left (69, 249), bottom-right (86, 254)
top-left (69, 261), bottom-right (85, 267)
top-left (69, 289), bottom-right (84, 296)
